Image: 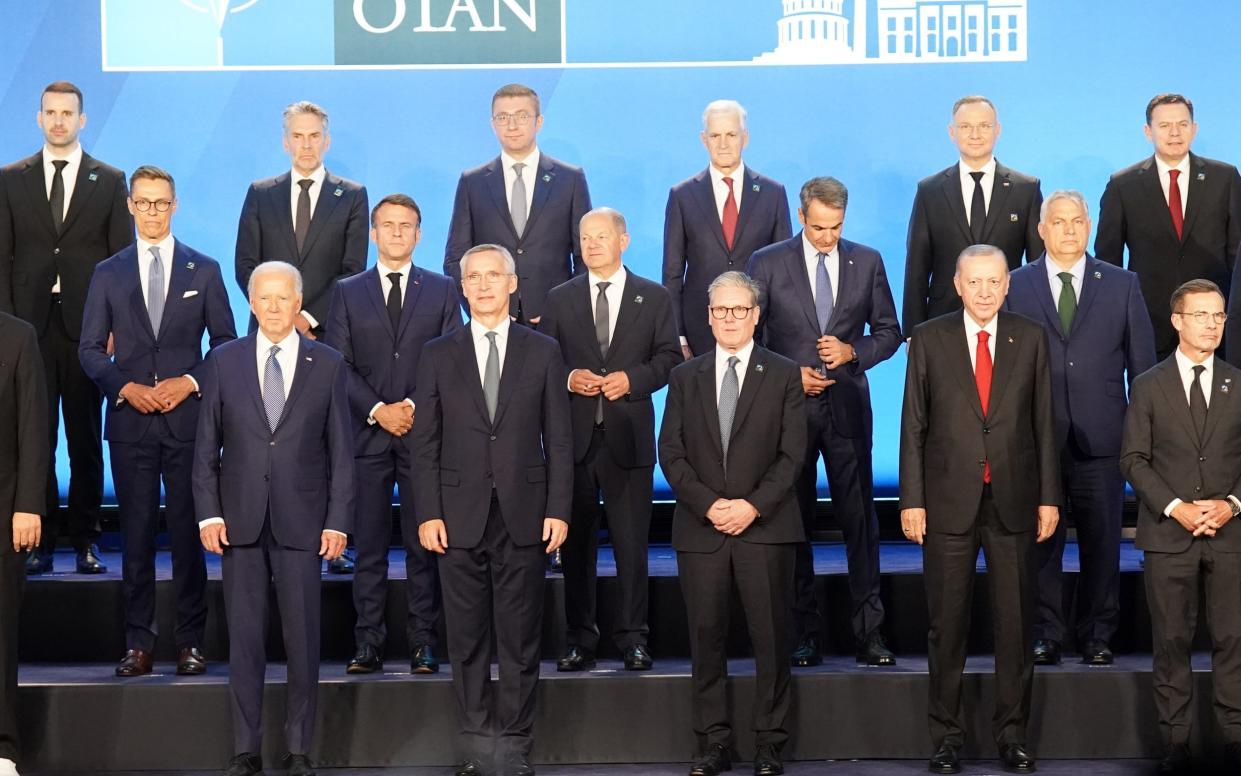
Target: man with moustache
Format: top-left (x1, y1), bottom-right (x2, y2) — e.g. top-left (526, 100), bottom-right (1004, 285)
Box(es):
top-left (79, 165), bottom-right (236, 678)
top-left (539, 207), bottom-right (681, 672)
top-left (0, 80), bottom-right (133, 575)
top-left (325, 194), bottom-right (463, 676)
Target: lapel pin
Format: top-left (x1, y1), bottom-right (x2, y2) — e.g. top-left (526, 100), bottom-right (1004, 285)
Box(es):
top-left (333, 187), bottom-right (344, 197)
top-left (848, 259), bottom-right (854, 265)
top-left (1093, 270), bottom-right (1102, 279)
top-left (1008, 336), bottom-right (1014, 344)
top-left (1198, 172), bottom-right (1206, 181)
top-left (542, 174), bottom-right (552, 183)
top-left (1222, 383), bottom-right (1230, 394)
top-left (634, 295), bottom-right (644, 304)
top-left (88, 172), bottom-right (98, 182)
top-left (1009, 213), bottom-right (1018, 222)
top-left (752, 183), bottom-right (761, 192)
top-left (755, 363), bottom-right (764, 372)
top-left (1002, 180), bottom-right (1011, 187)
top-left (304, 356), bottom-right (313, 362)
top-left (186, 261), bottom-right (196, 270)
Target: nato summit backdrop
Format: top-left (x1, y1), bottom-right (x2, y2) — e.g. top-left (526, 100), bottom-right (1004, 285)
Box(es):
top-left (3, 0), bottom-right (1241, 499)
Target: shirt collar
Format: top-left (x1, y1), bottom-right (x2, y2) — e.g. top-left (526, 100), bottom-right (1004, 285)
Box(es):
top-left (959, 156), bottom-right (997, 177)
top-left (1155, 155), bottom-right (1192, 179)
top-left (377, 260), bottom-right (412, 282)
top-left (1175, 346), bottom-right (1214, 377)
top-left (501, 147), bottom-right (540, 175)
top-left (137, 234), bottom-right (176, 262)
top-left (471, 316), bottom-right (512, 342)
top-left (587, 265), bottom-right (626, 288)
top-left (291, 165), bottom-right (326, 187)
top-left (709, 161), bottom-right (746, 188)
top-left (1045, 254), bottom-right (1086, 285)
top-left (801, 232), bottom-right (836, 262)
top-left (257, 328), bottom-right (300, 354)
top-left (963, 310), bottom-right (999, 342)
top-left (43, 144), bottom-right (82, 167)
top-left (716, 338), bottom-right (755, 366)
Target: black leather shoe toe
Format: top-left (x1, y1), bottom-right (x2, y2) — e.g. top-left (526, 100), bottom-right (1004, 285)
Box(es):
top-left (411, 643), bottom-right (440, 674)
top-left (346, 643), bottom-right (382, 674)
top-left (76, 544), bottom-right (107, 574)
top-left (999, 743), bottom-right (1035, 773)
top-left (928, 743), bottom-right (960, 774)
top-left (1032, 639), bottom-right (1061, 666)
top-left (556, 645), bottom-right (596, 672)
top-left (790, 636), bottom-right (821, 667)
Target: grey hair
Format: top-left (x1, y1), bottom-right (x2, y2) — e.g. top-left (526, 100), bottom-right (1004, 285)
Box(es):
top-left (799, 176), bottom-right (849, 212)
top-left (248, 261), bottom-right (303, 297)
top-left (707, 271), bottom-right (760, 307)
top-left (460, 243), bottom-right (516, 277)
top-left (701, 99), bottom-right (748, 130)
top-left (1039, 189), bottom-right (1090, 222)
top-left (954, 244), bottom-right (1008, 275)
top-left (282, 100), bottom-right (329, 132)
top-left (952, 94), bottom-right (998, 120)
top-left (580, 206), bottom-right (627, 234)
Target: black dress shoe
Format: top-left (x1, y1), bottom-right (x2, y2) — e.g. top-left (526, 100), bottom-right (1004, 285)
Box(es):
top-left (224, 752), bottom-right (263, 776)
top-left (1032, 639), bottom-right (1061, 666)
top-left (1157, 743), bottom-right (1189, 775)
top-left (25, 548), bottom-right (52, 575)
top-left (623, 644), bottom-right (653, 671)
top-left (556, 645), bottom-right (596, 672)
top-left (76, 544), bottom-right (107, 574)
top-left (928, 743), bottom-right (960, 774)
top-left (753, 743), bottom-right (783, 776)
top-left (326, 549), bottom-right (355, 574)
top-left (116, 648), bottom-right (154, 677)
top-left (689, 743), bottom-right (731, 776)
top-left (177, 646), bottom-right (207, 675)
top-left (790, 636), bottom-right (821, 667)
top-left (280, 753), bottom-right (315, 776)
top-left (857, 634), bottom-right (896, 666)
top-left (998, 743), bottom-right (1035, 773)
top-left (347, 643), bottom-right (383, 674)
top-left (455, 759), bottom-right (488, 776)
top-left (503, 752), bottom-right (535, 776)
top-left (1080, 639), bottom-right (1113, 665)
top-left (411, 643), bottom-right (439, 674)
top-left (548, 548), bottom-right (563, 573)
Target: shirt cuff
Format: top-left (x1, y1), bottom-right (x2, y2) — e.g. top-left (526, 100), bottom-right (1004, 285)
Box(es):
top-left (184, 374), bottom-right (200, 393)
top-left (1164, 498), bottom-right (1183, 518)
top-left (300, 310), bottom-right (319, 328)
top-left (679, 336), bottom-right (689, 347)
top-left (325, 529), bottom-right (347, 538)
top-left (1229, 495), bottom-right (1241, 513)
top-left (198, 517), bottom-right (224, 529)
top-left (367, 401), bottom-right (384, 426)
top-left (404, 398), bottom-right (415, 411)
top-left (566, 369), bottom-right (576, 392)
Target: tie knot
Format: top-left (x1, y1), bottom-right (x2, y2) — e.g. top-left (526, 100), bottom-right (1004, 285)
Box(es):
top-left (596, 281), bottom-right (611, 293)
top-left (52, 160), bottom-right (68, 171)
top-left (970, 171), bottom-right (984, 183)
top-left (1057, 271), bottom-right (1073, 284)
top-left (297, 179), bottom-right (313, 191)
top-left (1169, 169), bottom-right (1180, 181)
top-left (149, 245), bottom-right (162, 262)
top-left (723, 176), bottom-right (734, 189)
top-left (513, 162), bottom-right (525, 176)
top-left (269, 345), bottom-right (281, 357)
top-left (1194, 364), bottom-right (1206, 378)
top-left (388, 271), bottom-right (402, 285)
top-left (817, 251), bottom-right (827, 264)
top-left (485, 331), bottom-right (497, 343)
top-left (727, 355), bottom-right (740, 369)
top-left (977, 330), bottom-right (990, 344)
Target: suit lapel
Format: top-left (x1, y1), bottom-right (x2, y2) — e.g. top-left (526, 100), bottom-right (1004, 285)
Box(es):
top-left (1201, 362), bottom-right (1232, 448)
top-left (783, 236), bottom-right (820, 333)
top-left (276, 336), bottom-right (318, 431)
top-left (21, 154), bottom-right (58, 239)
top-left (451, 328), bottom-right (491, 424)
top-left (730, 169), bottom-right (763, 252)
top-left (483, 158), bottom-right (518, 240)
top-left (1154, 358), bottom-right (1199, 444)
top-left (1026, 257), bottom-right (1065, 338)
top-left (1137, 157), bottom-right (1181, 244)
top-left (125, 250), bottom-right (157, 343)
top-left (243, 337), bottom-right (269, 429)
top-left (270, 175), bottom-right (299, 260)
top-left (979, 163), bottom-right (1014, 243)
top-left (59, 154), bottom-right (102, 236)
top-left (397, 266), bottom-right (427, 338)
top-left (606, 276), bottom-right (647, 361)
top-left (1180, 154), bottom-right (1208, 244)
top-left (521, 156), bottom-right (556, 240)
top-left (942, 316), bottom-right (985, 421)
top-left (300, 172), bottom-right (343, 259)
top-left (690, 170), bottom-right (729, 253)
top-left (157, 243), bottom-right (196, 340)
top-left (938, 166), bottom-right (973, 244)
top-left (694, 357), bottom-right (724, 458)
top-left (826, 242), bottom-right (857, 332)
top-left (1073, 257), bottom-right (1104, 334)
top-left (987, 316), bottom-right (1018, 417)
top-left (365, 267), bottom-right (395, 338)
top-left (729, 349), bottom-right (767, 439)
top-left (491, 326), bottom-right (529, 428)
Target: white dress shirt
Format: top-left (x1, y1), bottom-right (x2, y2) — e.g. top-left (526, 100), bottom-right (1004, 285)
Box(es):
top-left (801, 233), bottom-right (839, 307)
top-left (958, 156), bottom-right (997, 226)
top-left (501, 147), bottom-right (541, 222)
top-left (472, 316), bottom-right (511, 385)
top-left (367, 261), bottom-right (416, 424)
top-left (44, 144), bottom-right (82, 293)
top-left (1163, 350), bottom-right (1239, 517)
top-left (1155, 155), bottom-right (1192, 217)
top-left (567, 268), bottom-right (627, 390)
top-left (709, 161), bottom-right (746, 222)
top-left (715, 338), bottom-right (755, 404)
top-left (963, 310), bottom-right (998, 372)
top-left (1045, 255), bottom-right (1086, 304)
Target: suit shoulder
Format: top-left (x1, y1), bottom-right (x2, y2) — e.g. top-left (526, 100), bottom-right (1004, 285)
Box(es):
top-left (82, 155), bottom-right (127, 181)
top-left (1194, 154), bottom-right (1239, 175)
top-left (996, 162), bottom-right (1039, 185)
top-left (0, 151), bottom-right (42, 175)
top-left (1130, 358), bottom-right (1171, 391)
top-left (1000, 310), bottom-right (1046, 335)
top-left (310, 340), bottom-right (345, 364)
top-left (668, 171), bottom-right (705, 196)
top-left (249, 173), bottom-right (288, 191)
top-left (626, 271), bottom-right (671, 297)
top-left (669, 354), bottom-right (707, 383)
top-left (840, 238), bottom-right (882, 263)
top-left (516, 325), bottom-right (560, 353)
top-left (748, 169), bottom-right (787, 192)
top-left (1089, 258), bottom-right (1139, 283)
top-left (754, 347), bottom-right (798, 375)
top-left (0, 310), bottom-right (36, 339)
top-left (1107, 158), bottom-right (1152, 183)
top-left (543, 154), bottom-right (584, 176)
top-left (546, 273), bottom-right (587, 302)
top-left (750, 235), bottom-right (799, 265)
top-left (915, 165), bottom-right (956, 190)
top-left (175, 242), bottom-right (220, 268)
top-left (327, 173), bottom-right (366, 193)
top-left (211, 336), bottom-right (250, 360)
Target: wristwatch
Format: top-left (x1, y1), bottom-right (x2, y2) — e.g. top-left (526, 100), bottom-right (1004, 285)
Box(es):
top-left (1230, 498), bottom-right (1241, 518)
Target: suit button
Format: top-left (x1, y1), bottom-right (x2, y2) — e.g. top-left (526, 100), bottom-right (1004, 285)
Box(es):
top-left (1068, 361), bottom-right (1074, 367)
top-left (728, 260), bottom-right (734, 266)
top-left (1200, 456), bottom-right (1207, 462)
top-left (983, 427), bottom-right (991, 434)
top-left (1195, 486), bottom-right (1202, 492)
top-left (516, 248), bottom-right (525, 255)
top-left (490, 435), bottom-right (497, 441)
top-left (264, 474), bottom-right (270, 481)
top-left (53, 248), bottom-right (60, 255)
top-left (393, 352), bottom-right (400, 359)
top-left (485, 471), bottom-right (493, 478)
top-left (270, 441), bottom-right (276, 447)
top-left (154, 347), bottom-right (160, 353)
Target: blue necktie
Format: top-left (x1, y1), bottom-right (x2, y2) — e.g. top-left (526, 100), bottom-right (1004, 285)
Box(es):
top-left (263, 345), bottom-right (285, 432)
top-left (147, 245), bottom-right (165, 335)
top-left (815, 252), bottom-right (834, 334)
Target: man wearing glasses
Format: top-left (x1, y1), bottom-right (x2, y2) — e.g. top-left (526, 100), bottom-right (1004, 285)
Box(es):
top-left (1121, 279), bottom-right (1241, 775)
top-left (443, 83), bottom-right (592, 328)
top-left (79, 166), bottom-right (236, 678)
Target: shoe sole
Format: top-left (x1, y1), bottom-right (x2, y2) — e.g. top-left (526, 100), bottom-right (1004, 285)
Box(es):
top-left (556, 662), bottom-right (596, 672)
top-left (346, 664), bottom-right (381, 675)
top-left (411, 665), bottom-right (438, 674)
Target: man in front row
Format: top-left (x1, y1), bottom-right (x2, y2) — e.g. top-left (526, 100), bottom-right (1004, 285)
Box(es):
top-left (900, 245), bottom-right (1060, 775)
top-left (1121, 279), bottom-right (1241, 775)
top-left (659, 271), bottom-right (805, 776)
top-left (413, 244), bottom-right (572, 776)
top-left (193, 261), bottom-right (353, 776)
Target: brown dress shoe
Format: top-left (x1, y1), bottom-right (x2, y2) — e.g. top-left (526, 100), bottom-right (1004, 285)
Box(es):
top-left (177, 647), bottom-right (207, 675)
top-left (116, 649), bottom-right (153, 677)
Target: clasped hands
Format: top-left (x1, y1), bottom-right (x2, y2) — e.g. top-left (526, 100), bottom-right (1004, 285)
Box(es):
top-left (708, 498), bottom-right (758, 536)
top-left (374, 402), bottom-right (414, 436)
top-left (120, 376), bottom-right (196, 414)
top-left (569, 368), bottom-right (630, 401)
top-left (1170, 500), bottom-right (1234, 537)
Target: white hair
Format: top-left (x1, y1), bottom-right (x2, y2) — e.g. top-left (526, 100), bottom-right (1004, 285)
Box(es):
top-left (460, 244), bottom-right (516, 277)
top-left (248, 261), bottom-right (303, 298)
top-left (701, 99), bottom-right (748, 131)
top-left (1040, 189), bottom-right (1090, 222)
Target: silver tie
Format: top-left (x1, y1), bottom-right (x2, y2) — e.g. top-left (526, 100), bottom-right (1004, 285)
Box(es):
top-left (594, 281), bottom-right (611, 425)
top-left (510, 162), bottom-right (528, 237)
top-left (484, 331), bottom-right (500, 423)
top-left (263, 345), bottom-right (285, 432)
top-left (718, 356), bottom-right (740, 465)
top-left (147, 245), bottom-right (165, 334)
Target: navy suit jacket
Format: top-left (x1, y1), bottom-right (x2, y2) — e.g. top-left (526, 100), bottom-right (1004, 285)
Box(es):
top-left (324, 263), bottom-right (463, 457)
top-left (663, 166), bottom-right (791, 355)
top-left (1005, 255), bottom-right (1156, 457)
top-left (192, 334), bottom-right (354, 550)
top-left (411, 324), bottom-right (572, 548)
top-left (0, 313), bottom-right (48, 557)
top-left (234, 170), bottom-right (369, 330)
top-left (747, 233), bottom-right (902, 438)
top-left (79, 241), bottom-right (236, 444)
top-left (443, 153), bottom-right (591, 321)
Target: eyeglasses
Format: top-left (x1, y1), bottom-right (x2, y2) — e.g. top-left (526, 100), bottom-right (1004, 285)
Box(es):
top-left (1174, 310), bottom-right (1228, 325)
top-left (492, 112), bottom-right (535, 126)
top-left (131, 198), bottom-right (173, 213)
top-left (954, 122), bottom-right (995, 134)
top-left (463, 271), bottom-right (511, 286)
top-left (709, 305), bottom-right (753, 320)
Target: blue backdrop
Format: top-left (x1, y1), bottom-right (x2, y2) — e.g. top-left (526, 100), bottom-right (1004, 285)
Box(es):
top-left (4, 1), bottom-right (1241, 501)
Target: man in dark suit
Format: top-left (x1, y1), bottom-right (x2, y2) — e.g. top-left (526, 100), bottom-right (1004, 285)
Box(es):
top-left (79, 166), bottom-right (236, 678)
top-left (539, 207), bottom-right (681, 673)
top-left (193, 262), bottom-right (353, 776)
top-left (1121, 278), bottom-right (1241, 776)
top-left (0, 312), bottom-right (48, 776)
top-left (900, 245), bottom-right (1060, 775)
top-left (1006, 190), bottom-right (1156, 668)
top-left (1094, 94), bottom-right (1241, 362)
top-left (747, 176), bottom-right (902, 668)
top-left (903, 95), bottom-right (1043, 333)
top-left (664, 100), bottom-right (792, 360)
top-left (659, 271), bottom-right (806, 776)
top-left (413, 244), bottom-right (572, 776)
top-left (324, 193), bottom-right (463, 676)
top-left (443, 84), bottom-right (591, 327)
top-left (0, 80), bottom-right (133, 575)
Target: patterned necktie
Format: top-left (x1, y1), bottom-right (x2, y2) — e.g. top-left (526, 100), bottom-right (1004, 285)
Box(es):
top-left (975, 330), bottom-right (992, 483)
top-left (719, 355), bottom-right (740, 465)
top-left (1168, 169), bottom-right (1185, 240)
top-left (510, 163), bottom-right (528, 237)
top-left (50, 159), bottom-right (68, 234)
top-left (483, 331), bottom-right (500, 423)
top-left (1056, 271), bottom-right (1076, 334)
top-left (147, 245), bottom-right (165, 335)
top-left (295, 179), bottom-right (313, 254)
top-left (1190, 364), bottom-right (1208, 438)
top-left (387, 272), bottom-right (402, 332)
top-left (969, 170), bottom-right (986, 242)
top-left (594, 281), bottom-right (612, 424)
top-left (815, 252), bottom-right (835, 334)
top-left (263, 345), bottom-right (285, 432)
top-left (721, 176), bottom-right (738, 250)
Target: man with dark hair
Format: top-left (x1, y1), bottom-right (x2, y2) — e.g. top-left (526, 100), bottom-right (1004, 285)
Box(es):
top-left (0, 80), bottom-right (133, 575)
top-left (325, 193), bottom-right (463, 677)
top-left (746, 176), bottom-right (902, 668)
top-left (1095, 94), bottom-right (1241, 361)
top-left (80, 165), bottom-right (236, 678)
top-left (903, 95), bottom-right (1043, 334)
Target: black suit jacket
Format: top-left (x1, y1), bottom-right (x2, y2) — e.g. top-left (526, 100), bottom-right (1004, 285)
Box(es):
top-left (1121, 355), bottom-right (1241, 554)
top-left (902, 161), bottom-right (1043, 332)
top-left (443, 153), bottom-right (591, 321)
top-left (1094, 153), bottom-right (1241, 357)
top-left (663, 166), bottom-right (791, 355)
top-left (658, 345), bottom-right (806, 553)
top-left (411, 324), bottom-right (573, 547)
top-left (0, 150), bottom-right (134, 337)
top-left (747, 233), bottom-right (902, 438)
top-left (234, 170), bottom-right (369, 330)
top-left (0, 312), bottom-right (48, 556)
top-left (899, 311), bottom-right (1061, 534)
top-left (539, 270), bottom-right (681, 468)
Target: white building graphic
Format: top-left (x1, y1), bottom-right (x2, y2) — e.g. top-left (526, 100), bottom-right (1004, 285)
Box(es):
top-left (755, 0), bottom-right (1027, 64)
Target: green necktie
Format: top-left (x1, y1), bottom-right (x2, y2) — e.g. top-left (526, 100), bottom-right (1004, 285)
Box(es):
top-left (1057, 271), bottom-right (1077, 334)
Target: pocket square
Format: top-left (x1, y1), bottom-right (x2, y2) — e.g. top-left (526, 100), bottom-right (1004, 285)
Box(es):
top-left (182, 290), bottom-right (199, 299)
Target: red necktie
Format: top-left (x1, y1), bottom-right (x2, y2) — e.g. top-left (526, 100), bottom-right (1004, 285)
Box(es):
top-left (975, 330), bottom-right (992, 483)
top-left (721, 176), bottom-right (738, 250)
top-left (1168, 169), bottom-right (1185, 240)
